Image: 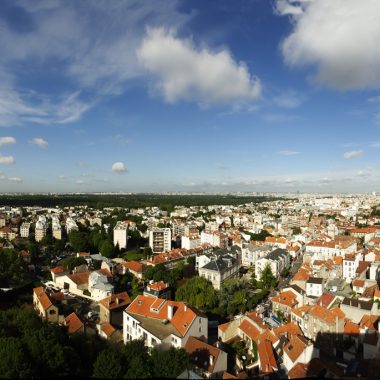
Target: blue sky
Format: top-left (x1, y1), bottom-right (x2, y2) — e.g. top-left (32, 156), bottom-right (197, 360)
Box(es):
top-left (1, 0), bottom-right (380, 193)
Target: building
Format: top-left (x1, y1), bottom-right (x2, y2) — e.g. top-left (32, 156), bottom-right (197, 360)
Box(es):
top-left (149, 228), bottom-right (171, 253)
top-left (305, 277), bottom-right (324, 298)
top-left (35, 217), bottom-right (47, 242)
top-left (20, 222), bottom-right (30, 238)
top-left (99, 291), bottom-right (131, 327)
top-left (198, 254), bottom-right (240, 290)
top-left (66, 217), bottom-right (78, 234)
top-left (33, 287), bottom-right (59, 323)
top-left (123, 295), bottom-right (208, 349)
top-left (52, 216), bottom-right (62, 240)
top-left (113, 221), bottom-right (129, 249)
top-left (255, 248), bottom-right (290, 279)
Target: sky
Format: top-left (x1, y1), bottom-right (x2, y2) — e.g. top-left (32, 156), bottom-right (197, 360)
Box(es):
top-left (1, 0), bottom-right (380, 193)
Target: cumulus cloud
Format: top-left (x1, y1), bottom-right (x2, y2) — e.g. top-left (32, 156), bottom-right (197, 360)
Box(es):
top-left (29, 137), bottom-right (48, 148)
top-left (0, 155), bottom-right (15, 164)
top-left (276, 0), bottom-right (380, 90)
top-left (0, 137), bottom-right (16, 146)
top-left (137, 27), bottom-right (261, 106)
top-left (112, 161), bottom-right (127, 173)
top-left (278, 150), bottom-right (300, 156)
top-left (344, 150), bottom-right (363, 159)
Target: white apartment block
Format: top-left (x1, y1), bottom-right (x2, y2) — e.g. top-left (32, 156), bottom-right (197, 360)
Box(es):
top-left (149, 228), bottom-right (171, 253)
top-left (52, 216), bottom-right (62, 240)
top-left (181, 235), bottom-right (201, 250)
top-left (113, 221), bottom-right (129, 249)
top-left (305, 240), bottom-right (357, 260)
top-left (20, 222), bottom-right (30, 238)
top-left (35, 216), bottom-right (47, 242)
top-left (200, 231), bottom-right (228, 249)
top-left (123, 295), bottom-right (208, 350)
top-left (241, 243), bottom-right (272, 267)
top-left (342, 254), bottom-right (361, 283)
top-left (66, 217), bottom-right (78, 234)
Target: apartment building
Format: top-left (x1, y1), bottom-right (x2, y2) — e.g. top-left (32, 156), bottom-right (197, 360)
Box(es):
top-left (20, 222), bottom-right (30, 238)
top-left (149, 228), bottom-right (171, 253)
top-left (113, 221), bottom-right (129, 249)
top-left (305, 239), bottom-right (357, 260)
top-left (65, 217), bottom-right (78, 234)
top-left (52, 216), bottom-right (62, 240)
top-left (123, 295), bottom-right (208, 349)
top-left (35, 216), bottom-right (47, 242)
top-left (255, 248), bottom-right (290, 279)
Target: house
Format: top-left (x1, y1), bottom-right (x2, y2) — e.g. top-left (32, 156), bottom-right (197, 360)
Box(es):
top-left (99, 291), bottom-right (131, 327)
top-left (121, 260), bottom-right (144, 279)
top-left (198, 254), bottom-right (240, 290)
top-left (305, 277), bottom-right (324, 298)
top-left (255, 248), bottom-right (290, 279)
top-left (271, 290), bottom-right (299, 319)
top-left (64, 312), bottom-right (84, 334)
top-left (283, 335), bottom-right (319, 373)
top-left (123, 295), bottom-right (208, 349)
top-left (257, 339), bottom-right (278, 375)
top-left (33, 287), bottom-right (59, 323)
top-left (340, 298), bottom-right (377, 324)
top-left (97, 322), bottom-right (122, 343)
top-left (144, 281), bottom-right (171, 299)
top-left (291, 304), bottom-right (345, 344)
top-left (50, 266), bottom-right (69, 282)
top-left (184, 336), bottom-right (228, 378)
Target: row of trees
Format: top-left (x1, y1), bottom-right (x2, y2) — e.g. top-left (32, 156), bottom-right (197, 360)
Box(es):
top-left (0, 307), bottom-right (188, 378)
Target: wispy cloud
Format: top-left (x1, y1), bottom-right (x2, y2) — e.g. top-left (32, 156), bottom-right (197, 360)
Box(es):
top-left (0, 137), bottom-right (16, 147)
top-left (278, 150), bottom-right (300, 156)
top-left (344, 150), bottom-right (363, 159)
top-left (0, 155), bottom-right (15, 164)
top-left (273, 89), bottom-right (307, 109)
top-left (29, 137), bottom-right (48, 148)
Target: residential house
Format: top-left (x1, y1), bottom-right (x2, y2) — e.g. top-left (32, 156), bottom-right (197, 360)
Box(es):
top-left (33, 287), bottom-right (59, 323)
top-left (99, 291), bottom-right (131, 327)
top-left (123, 295), bottom-right (208, 350)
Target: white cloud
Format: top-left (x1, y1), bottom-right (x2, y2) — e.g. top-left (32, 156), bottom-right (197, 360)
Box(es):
top-left (344, 150), bottom-right (363, 159)
top-left (29, 138), bottom-right (48, 148)
top-left (273, 90), bottom-right (306, 108)
top-left (370, 142), bottom-right (380, 148)
top-left (112, 161), bottom-right (127, 173)
top-left (278, 150), bottom-right (300, 156)
top-left (0, 173), bottom-right (21, 182)
top-left (0, 155), bottom-right (15, 164)
top-left (276, 0), bottom-right (380, 90)
top-left (0, 137), bottom-right (16, 146)
top-left (137, 27), bottom-right (261, 106)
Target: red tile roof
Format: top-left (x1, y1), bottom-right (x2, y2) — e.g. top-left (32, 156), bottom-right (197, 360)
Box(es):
top-left (64, 312), bottom-right (84, 334)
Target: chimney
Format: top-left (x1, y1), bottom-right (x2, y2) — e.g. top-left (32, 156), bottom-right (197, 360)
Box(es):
top-left (168, 304), bottom-right (173, 320)
top-left (116, 297), bottom-right (120, 305)
top-left (209, 355), bottom-right (214, 366)
top-left (184, 305), bottom-right (187, 312)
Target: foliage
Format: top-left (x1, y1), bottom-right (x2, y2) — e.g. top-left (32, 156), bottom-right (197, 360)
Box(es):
top-left (100, 240), bottom-right (114, 258)
top-left (241, 229), bottom-right (272, 241)
top-left (259, 263), bottom-right (277, 289)
top-left (292, 226), bottom-right (302, 235)
top-left (68, 230), bottom-right (90, 252)
top-left (0, 249), bottom-right (28, 287)
top-left (175, 276), bottom-right (216, 311)
top-left (93, 349), bottom-right (125, 378)
top-left (63, 256), bottom-right (87, 271)
top-left (150, 347), bottom-right (188, 378)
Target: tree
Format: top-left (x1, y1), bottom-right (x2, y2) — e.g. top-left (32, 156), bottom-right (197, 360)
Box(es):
top-left (150, 347), bottom-right (188, 378)
top-left (120, 339), bottom-right (151, 378)
top-left (100, 240), bottom-right (114, 258)
top-left (68, 231), bottom-right (90, 252)
top-left (0, 337), bottom-right (32, 378)
top-left (63, 256), bottom-right (87, 271)
top-left (92, 349), bottom-right (125, 378)
top-left (260, 263), bottom-right (277, 289)
top-left (176, 276), bottom-right (216, 311)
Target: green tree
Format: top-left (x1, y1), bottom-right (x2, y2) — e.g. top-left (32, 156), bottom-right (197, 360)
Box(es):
top-left (259, 263), bottom-right (277, 289)
top-left (69, 231), bottom-right (90, 252)
top-left (93, 349), bottom-right (125, 378)
top-left (100, 240), bottom-right (114, 258)
top-left (0, 337), bottom-right (32, 378)
top-left (176, 276), bottom-right (216, 311)
top-left (150, 347), bottom-right (188, 378)
top-left (63, 256), bottom-right (87, 271)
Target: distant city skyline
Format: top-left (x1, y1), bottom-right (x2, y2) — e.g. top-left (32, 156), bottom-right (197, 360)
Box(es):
top-left (1, 0), bottom-right (380, 193)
